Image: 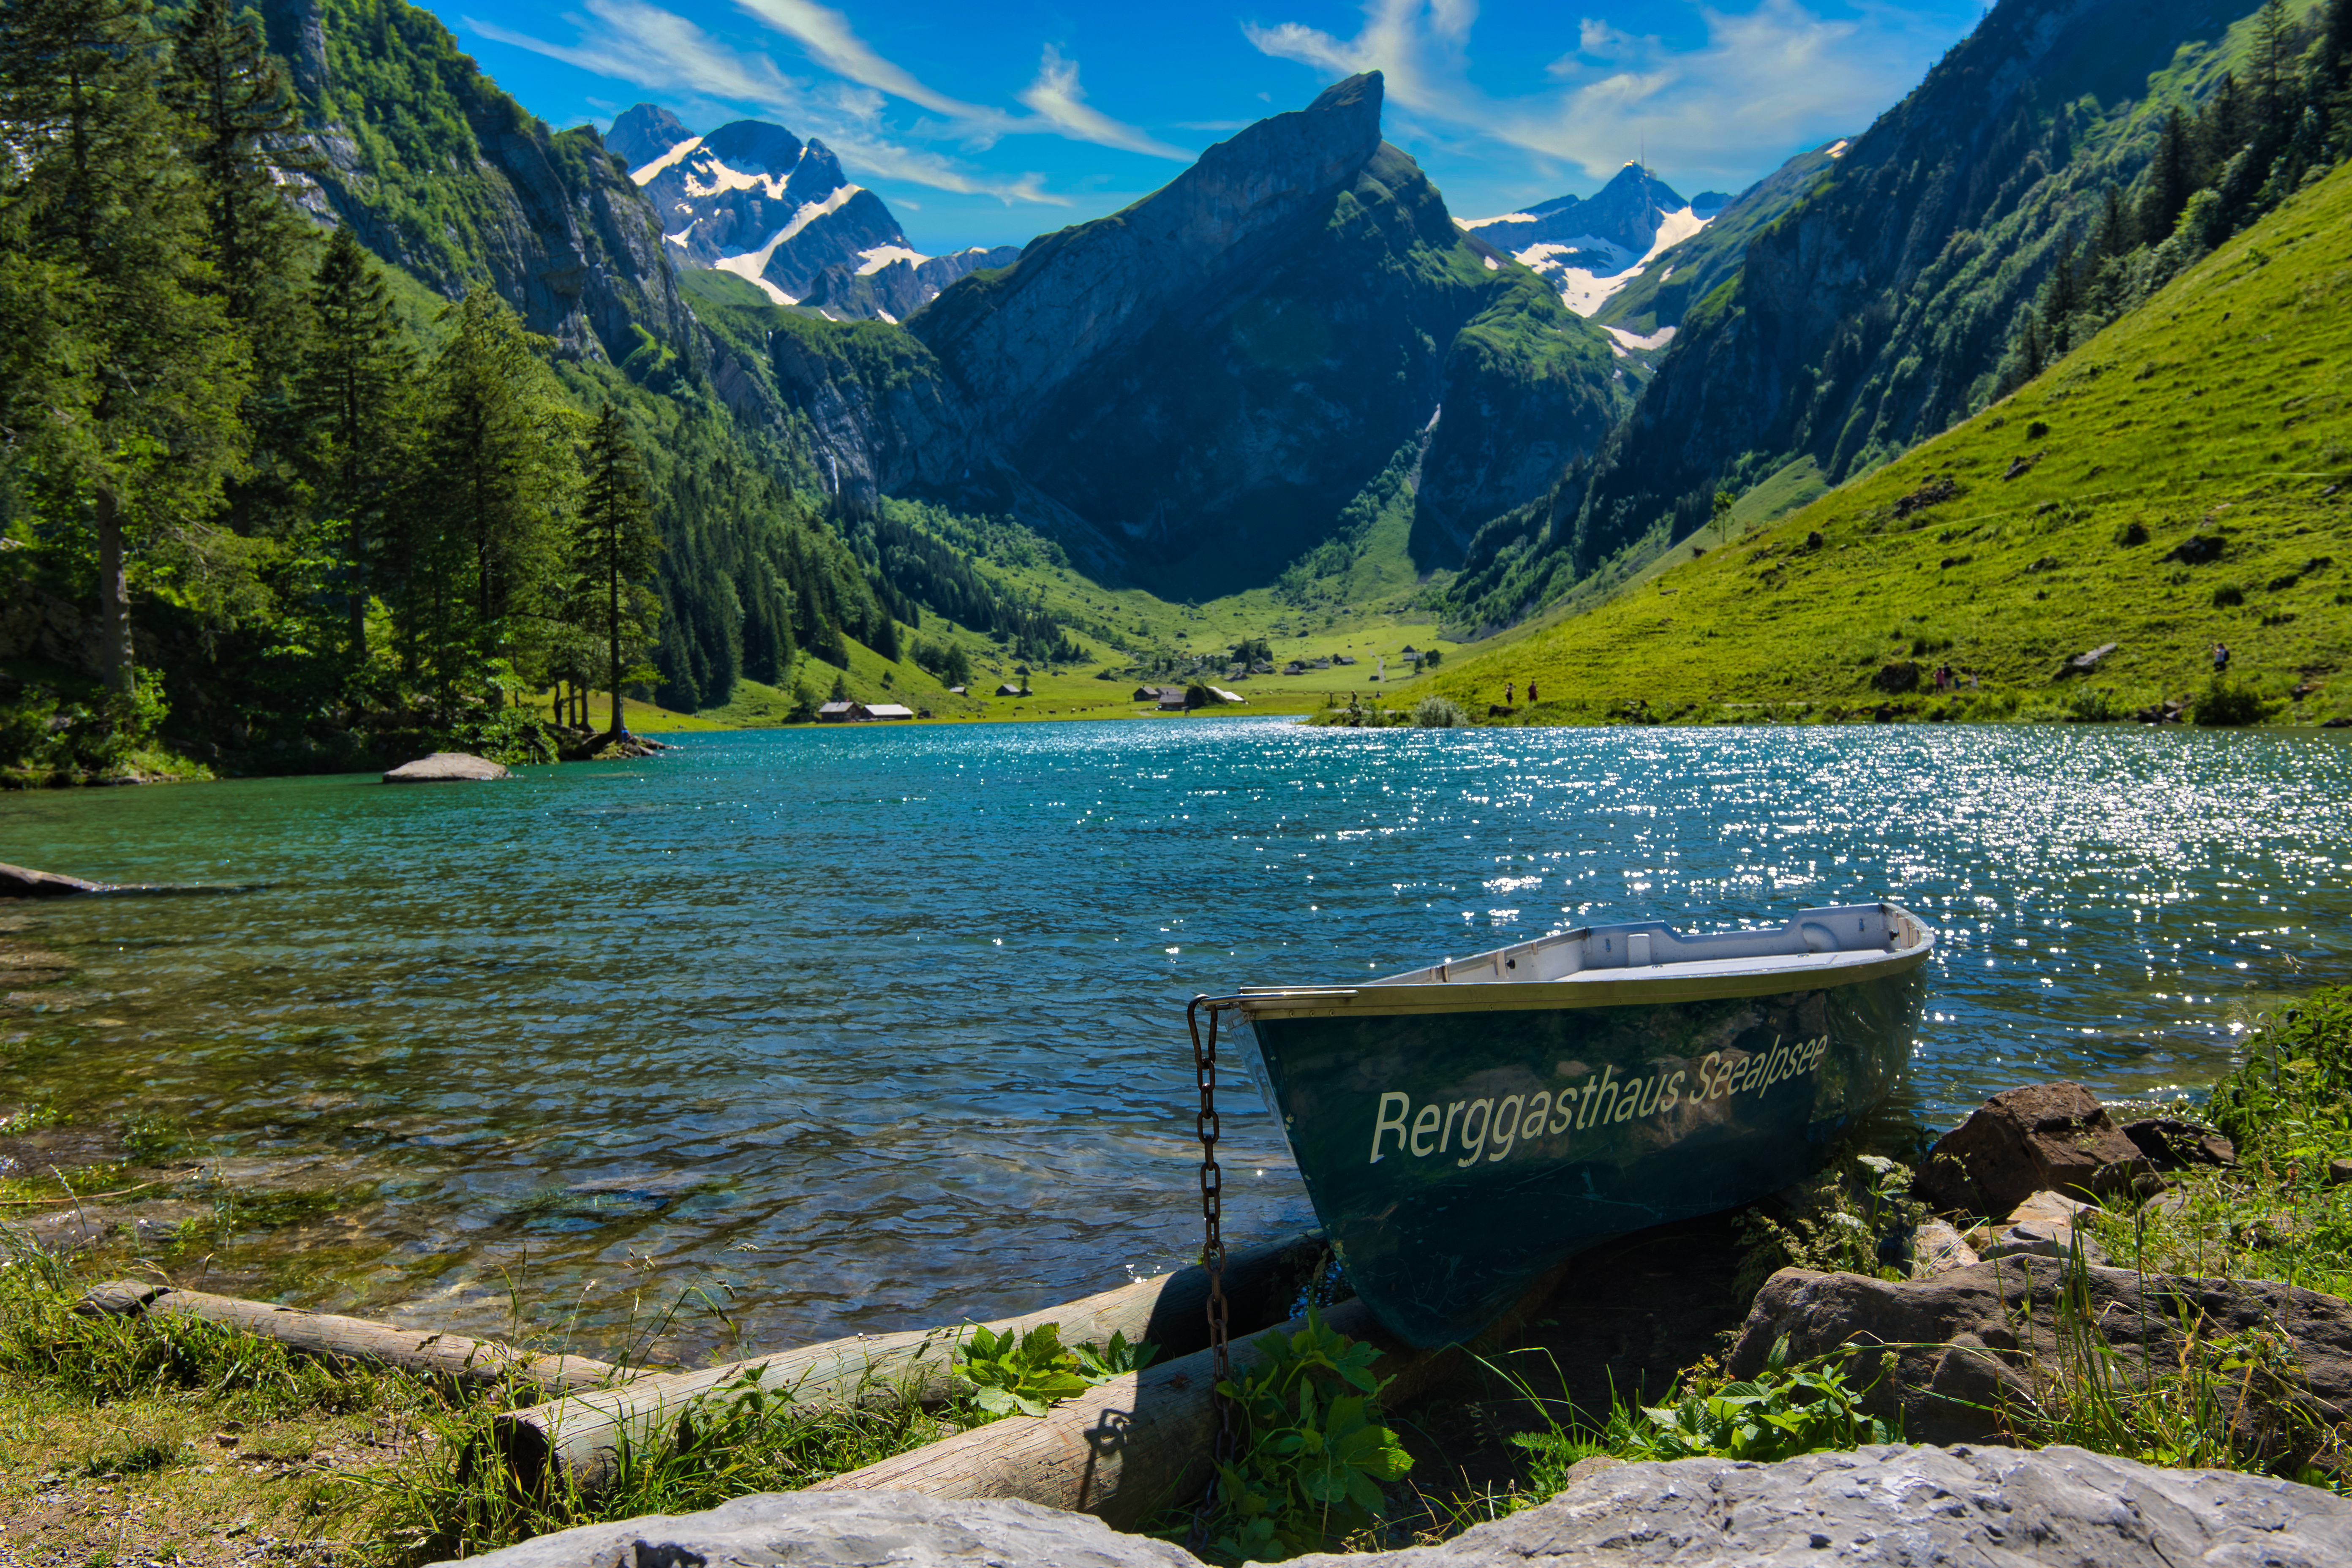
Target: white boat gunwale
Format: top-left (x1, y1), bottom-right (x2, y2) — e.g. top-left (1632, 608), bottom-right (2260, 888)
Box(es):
top-left (1234, 901), bottom-right (1936, 1021)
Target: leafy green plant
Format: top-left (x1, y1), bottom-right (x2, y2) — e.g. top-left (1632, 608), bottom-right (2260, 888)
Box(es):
top-left (2191, 678), bottom-right (2268, 726)
top-left (1413, 695), bottom-right (1468, 728)
top-left (1590, 1337), bottom-right (1896, 1465)
top-left (1736, 1151), bottom-right (1924, 1295)
top-left (1071, 1329), bottom-right (1156, 1383)
top-left (956, 1323), bottom-right (1092, 1418)
top-left (1201, 1304), bottom-right (1413, 1561)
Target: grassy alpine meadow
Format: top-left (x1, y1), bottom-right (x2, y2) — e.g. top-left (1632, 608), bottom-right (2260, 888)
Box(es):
top-left (1427, 160), bottom-right (2352, 728)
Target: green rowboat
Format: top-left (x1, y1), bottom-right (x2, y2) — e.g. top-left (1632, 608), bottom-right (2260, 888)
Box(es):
top-left (1222, 902), bottom-right (1934, 1347)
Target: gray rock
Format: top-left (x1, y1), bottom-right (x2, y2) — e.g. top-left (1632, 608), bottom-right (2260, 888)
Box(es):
top-left (0, 861), bottom-right (110, 897)
top-left (428, 1490), bottom-right (1200, 1568)
top-left (1286, 1444), bottom-right (2352, 1567)
top-left (1729, 1258), bottom-right (2352, 1446)
top-left (382, 752), bottom-right (511, 784)
top-left (2123, 1116), bottom-right (2237, 1170)
top-left (433, 1446), bottom-right (2352, 1568)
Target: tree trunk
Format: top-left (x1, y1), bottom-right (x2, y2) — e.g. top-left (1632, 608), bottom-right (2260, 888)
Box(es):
top-left (607, 557), bottom-right (625, 740)
top-left (95, 484), bottom-right (135, 698)
top-left (808, 1255), bottom-right (1578, 1529)
top-left (75, 1280), bottom-right (621, 1395)
top-left (492, 1230), bottom-right (1324, 1497)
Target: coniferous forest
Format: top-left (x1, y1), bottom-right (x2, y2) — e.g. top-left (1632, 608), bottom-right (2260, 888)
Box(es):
top-left (0, 0), bottom-right (1039, 779)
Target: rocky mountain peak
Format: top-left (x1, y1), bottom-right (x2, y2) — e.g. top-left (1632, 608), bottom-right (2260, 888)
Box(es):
top-left (607, 103), bottom-right (692, 170)
top-left (701, 119), bottom-right (806, 176)
top-left (1468, 162), bottom-right (1716, 316)
top-left (910, 71), bottom-right (1388, 412)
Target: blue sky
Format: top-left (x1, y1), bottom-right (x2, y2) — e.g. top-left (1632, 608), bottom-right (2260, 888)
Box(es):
top-left (448, 0), bottom-right (1989, 253)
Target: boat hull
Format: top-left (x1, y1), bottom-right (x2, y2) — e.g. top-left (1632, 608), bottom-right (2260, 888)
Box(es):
top-left (1241, 966), bottom-right (1923, 1347)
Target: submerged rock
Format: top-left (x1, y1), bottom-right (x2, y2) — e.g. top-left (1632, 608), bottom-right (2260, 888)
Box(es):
top-left (381, 753), bottom-right (511, 784)
top-left (0, 861), bottom-right (111, 897)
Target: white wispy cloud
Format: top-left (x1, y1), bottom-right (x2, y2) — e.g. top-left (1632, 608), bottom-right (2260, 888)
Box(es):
top-left (727, 0), bottom-right (1004, 123)
top-left (1247, 0), bottom-right (1952, 185)
top-left (472, 0), bottom-right (1186, 201)
top-left (1018, 47), bottom-right (1190, 160)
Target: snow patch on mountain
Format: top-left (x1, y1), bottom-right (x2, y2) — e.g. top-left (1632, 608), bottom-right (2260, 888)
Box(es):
top-left (631, 136), bottom-right (703, 183)
top-left (857, 245), bottom-right (923, 274)
top-left (1518, 204), bottom-right (1711, 317)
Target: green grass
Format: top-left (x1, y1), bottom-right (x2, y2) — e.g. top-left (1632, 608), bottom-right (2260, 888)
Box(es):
top-left (1430, 159), bottom-right (2352, 726)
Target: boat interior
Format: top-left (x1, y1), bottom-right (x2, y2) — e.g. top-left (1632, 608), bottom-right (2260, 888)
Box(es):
top-left (1353, 903), bottom-right (1934, 988)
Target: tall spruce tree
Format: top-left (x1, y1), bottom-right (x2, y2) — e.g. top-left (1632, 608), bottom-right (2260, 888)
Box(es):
top-left (0, 0), bottom-right (249, 698)
top-left (300, 226), bottom-right (413, 661)
top-left (413, 290), bottom-right (578, 708)
top-left (2253, 0), bottom-right (2298, 140)
top-left (163, 0), bottom-right (311, 332)
top-left (2138, 106), bottom-right (2194, 240)
top-left (575, 404), bottom-right (659, 738)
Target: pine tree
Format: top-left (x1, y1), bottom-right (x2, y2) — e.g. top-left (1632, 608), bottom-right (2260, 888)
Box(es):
top-left (576, 404), bottom-right (660, 739)
top-left (0, 0), bottom-right (250, 698)
top-left (412, 290), bottom-right (579, 708)
top-left (299, 226), bottom-right (413, 660)
top-left (2198, 71), bottom-right (2248, 182)
top-left (2040, 236), bottom-right (2079, 355)
top-left (2253, 0), bottom-right (2298, 140)
top-left (2137, 106), bottom-right (2194, 241)
top-left (163, 0), bottom-right (313, 332)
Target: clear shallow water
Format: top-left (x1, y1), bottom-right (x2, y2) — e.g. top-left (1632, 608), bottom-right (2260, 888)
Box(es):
top-left (3, 720), bottom-right (2348, 1358)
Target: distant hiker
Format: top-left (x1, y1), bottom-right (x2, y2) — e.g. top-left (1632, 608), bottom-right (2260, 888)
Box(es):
top-left (1505, 681), bottom-right (1515, 705)
top-left (1527, 682), bottom-right (1538, 703)
top-left (2213, 642), bottom-right (2231, 673)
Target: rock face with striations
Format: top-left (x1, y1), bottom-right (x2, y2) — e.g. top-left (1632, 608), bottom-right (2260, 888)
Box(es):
top-left (434, 1446), bottom-right (2352, 1568)
top-left (258, 0), bottom-right (694, 367)
top-left (857, 72), bottom-right (1626, 595)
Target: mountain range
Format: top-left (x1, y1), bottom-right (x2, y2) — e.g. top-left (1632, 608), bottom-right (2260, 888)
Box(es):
top-left (23, 0), bottom-right (2329, 738)
top-left (1465, 165), bottom-right (1730, 318)
top-left (604, 103), bottom-right (1017, 321)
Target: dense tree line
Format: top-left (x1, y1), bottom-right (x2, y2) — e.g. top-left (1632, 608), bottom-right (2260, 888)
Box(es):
top-left (2008, 0), bottom-right (2352, 381)
top-left (0, 0), bottom-right (670, 764)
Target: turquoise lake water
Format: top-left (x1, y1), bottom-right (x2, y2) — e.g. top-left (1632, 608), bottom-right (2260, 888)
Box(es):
top-left (3, 719), bottom-right (2348, 1357)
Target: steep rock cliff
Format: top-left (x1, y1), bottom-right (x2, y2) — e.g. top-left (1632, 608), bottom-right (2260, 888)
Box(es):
top-left (260, 0), bottom-right (694, 365)
top-left (888, 74), bottom-right (1624, 595)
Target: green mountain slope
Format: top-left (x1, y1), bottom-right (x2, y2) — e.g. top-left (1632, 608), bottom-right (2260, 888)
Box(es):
top-left (1424, 158), bottom-right (2352, 725)
top-left (1592, 141), bottom-right (1843, 337)
top-left (1443, 0), bottom-right (2330, 638)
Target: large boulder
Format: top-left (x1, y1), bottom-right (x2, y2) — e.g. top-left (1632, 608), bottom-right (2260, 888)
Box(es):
top-left (437, 1446), bottom-right (2352, 1568)
top-left (1917, 1081), bottom-right (2158, 1214)
top-left (426, 1491), bottom-right (1196, 1568)
top-left (1291, 1444), bottom-right (2352, 1568)
top-left (1727, 1258), bottom-right (2352, 1448)
top-left (0, 861), bottom-right (110, 897)
top-left (381, 752), bottom-right (511, 784)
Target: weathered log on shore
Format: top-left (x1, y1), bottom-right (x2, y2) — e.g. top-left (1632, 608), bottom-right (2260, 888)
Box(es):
top-left (806, 1256), bottom-right (1576, 1529)
top-left (75, 1281), bottom-right (622, 1394)
top-left (494, 1230), bottom-right (1326, 1496)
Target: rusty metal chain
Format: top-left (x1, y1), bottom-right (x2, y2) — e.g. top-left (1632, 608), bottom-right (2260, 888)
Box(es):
top-left (1186, 995), bottom-right (1236, 1471)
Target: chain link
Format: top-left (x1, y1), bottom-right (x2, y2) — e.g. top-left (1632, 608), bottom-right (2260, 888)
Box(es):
top-left (1187, 996), bottom-right (1236, 1468)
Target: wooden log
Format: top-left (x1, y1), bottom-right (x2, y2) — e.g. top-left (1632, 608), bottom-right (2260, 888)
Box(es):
top-left (493, 1230), bottom-right (1325, 1496)
top-left (808, 1257), bottom-right (1579, 1530)
top-left (74, 1281), bottom-right (622, 1395)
